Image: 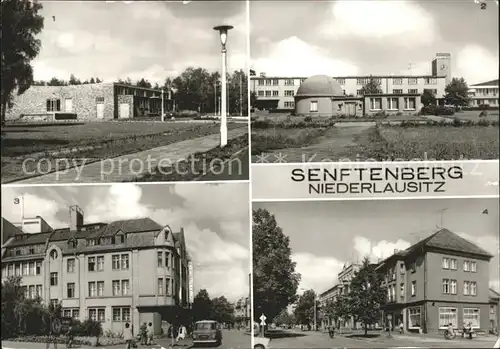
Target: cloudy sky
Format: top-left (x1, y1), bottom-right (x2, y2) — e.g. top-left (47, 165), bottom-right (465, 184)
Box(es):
top-left (250, 0), bottom-right (499, 84)
top-left (1, 183), bottom-right (250, 302)
top-left (254, 198), bottom-right (500, 296)
top-left (33, 1), bottom-right (247, 83)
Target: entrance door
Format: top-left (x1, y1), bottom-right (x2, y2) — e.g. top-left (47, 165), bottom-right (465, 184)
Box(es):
top-left (96, 103), bottom-right (104, 119)
top-left (346, 102), bottom-right (356, 117)
top-left (65, 98), bottom-right (73, 112)
top-left (119, 103), bottom-right (130, 119)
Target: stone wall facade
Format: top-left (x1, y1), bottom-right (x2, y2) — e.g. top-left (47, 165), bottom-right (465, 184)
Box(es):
top-left (6, 83), bottom-right (116, 121)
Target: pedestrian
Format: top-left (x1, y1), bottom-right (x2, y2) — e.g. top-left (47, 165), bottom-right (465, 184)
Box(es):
top-left (467, 322), bottom-right (473, 340)
top-left (176, 324), bottom-right (186, 342)
top-left (146, 322), bottom-right (153, 347)
top-left (399, 321), bottom-right (404, 334)
top-left (124, 323), bottom-right (133, 349)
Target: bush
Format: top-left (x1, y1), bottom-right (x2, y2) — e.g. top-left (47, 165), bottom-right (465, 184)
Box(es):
top-left (252, 119), bottom-right (272, 129)
top-left (304, 115), bottom-right (313, 122)
top-left (420, 105), bottom-right (455, 116)
top-left (81, 319), bottom-right (103, 337)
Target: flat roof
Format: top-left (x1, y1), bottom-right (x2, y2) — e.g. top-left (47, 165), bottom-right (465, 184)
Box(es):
top-left (251, 75), bottom-right (446, 80)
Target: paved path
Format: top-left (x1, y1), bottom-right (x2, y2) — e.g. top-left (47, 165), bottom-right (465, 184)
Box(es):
top-left (14, 129), bottom-right (247, 184)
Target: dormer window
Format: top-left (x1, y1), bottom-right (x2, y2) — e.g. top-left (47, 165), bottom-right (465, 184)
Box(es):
top-left (68, 238), bottom-right (77, 249)
top-left (116, 230), bottom-right (125, 244)
top-left (50, 249), bottom-right (58, 260)
top-left (87, 239), bottom-right (96, 246)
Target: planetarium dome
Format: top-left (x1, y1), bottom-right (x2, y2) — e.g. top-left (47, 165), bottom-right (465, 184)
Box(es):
top-left (295, 75), bottom-right (344, 97)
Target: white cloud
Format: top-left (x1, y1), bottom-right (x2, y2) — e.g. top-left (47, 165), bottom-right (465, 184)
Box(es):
top-left (321, 0), bottom-right (437, 47)
top-left (353, 236), bottom-right (411, 263)
top-left (252, 36), bottom-right (359, 76)
top-left (292, 252), bottom-right (345, 295)
top-left (456, 45), bottom-right (499, 84)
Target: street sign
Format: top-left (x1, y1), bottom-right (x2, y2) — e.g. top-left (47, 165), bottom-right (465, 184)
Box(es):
top-left (259, 314), bottom-right (267, 326)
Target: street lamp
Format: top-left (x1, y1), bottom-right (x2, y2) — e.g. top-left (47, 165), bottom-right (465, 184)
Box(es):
top-left (161, 88), bottom-right (165, 122)
top-left (213, 25), bottom-right (233, 148)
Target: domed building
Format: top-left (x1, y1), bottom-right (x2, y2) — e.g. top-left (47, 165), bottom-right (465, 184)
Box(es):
top-left (294, 75), bottom-right (362, 117)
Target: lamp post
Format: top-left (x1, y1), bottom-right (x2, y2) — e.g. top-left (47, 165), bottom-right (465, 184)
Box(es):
top-left (313, 297), bottom-right (317, 331)
top-left (161, 88), bottom-right (165, 122)
top-left (213, 25), bottom-right (233, 147)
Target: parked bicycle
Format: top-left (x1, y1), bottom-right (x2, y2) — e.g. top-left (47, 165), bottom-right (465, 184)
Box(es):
top-left (444, 323), bottom-right (456, 340)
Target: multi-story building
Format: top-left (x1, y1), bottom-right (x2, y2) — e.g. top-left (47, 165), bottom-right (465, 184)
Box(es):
top-left (376, 228), bottom-right (494, 334)
top-left (234, 297), bottom-right (251, 328)
top-left (468, 79), bottom-right (499, 108)
top-left (489, 289), bottom-right (500, 334)
top-left (6, 83), bottom-right (175, 121)
top-left (250, 53), bottom-right (449, 111)
top-left (1, 206), bottom-right (192, 335)
top-left (318, 263), bottom-right (363, 330)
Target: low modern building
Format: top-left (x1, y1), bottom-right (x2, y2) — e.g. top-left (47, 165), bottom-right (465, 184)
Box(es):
top-left (376, 228), bottom-right (494, 334)
top-left (468, 79), bottom-right (499, 108)
top-left (293, 75), bottom-right (422, 117)
top-left (1, 205), bottom-right (192, 335)
top-left (6, 83), bottom-right (175, 121)
top-left (250, 53), bottom-right (450, 112)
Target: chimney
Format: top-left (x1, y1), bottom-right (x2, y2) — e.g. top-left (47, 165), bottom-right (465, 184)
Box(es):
top-left (69, 205), bottom-right (84, 232)
top-left (260, 72), bottom-right (266, 78)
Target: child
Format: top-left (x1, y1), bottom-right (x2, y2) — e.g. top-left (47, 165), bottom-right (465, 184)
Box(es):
top-left (123, 323), bottom-right (133, 349)
top-left (146, 322), bottom-right (153, 347)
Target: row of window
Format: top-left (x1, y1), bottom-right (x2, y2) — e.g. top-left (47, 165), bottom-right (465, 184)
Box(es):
top-left (257, 89), bottom-right (424, 98)
top-left (256, 77), bottom-right (438, 86)
top-left (21, 284), bottom-right (43, 299)
top-left (408, 307), bottom-right (480, 329)
top-left (79, 307), bottom-right (131, 323)
top-left (442, 258), bottom-right (477, 272)
top-left (4, 261), bottom-right (42, 277)
top-left (442, 279), bottom-right (478, 296)
top-left (369, 97), bottom-right (417, 111)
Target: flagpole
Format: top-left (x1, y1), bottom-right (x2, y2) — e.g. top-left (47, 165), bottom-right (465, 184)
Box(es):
top-left (21, 195), bottom-right (25, 221)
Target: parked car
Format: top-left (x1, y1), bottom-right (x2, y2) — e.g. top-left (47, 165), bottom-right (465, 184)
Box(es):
top-left (192, 320), bottom-right (222, 347)
top-left (254, 336), bottom-right (271, 349)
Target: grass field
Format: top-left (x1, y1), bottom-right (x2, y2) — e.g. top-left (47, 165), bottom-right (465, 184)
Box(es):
top-left (447, 110), bottom-right (500, 122)
top-left (1, 121), bottom-right (244, 182)
top-left (251, 122), bottom-right (499, 162)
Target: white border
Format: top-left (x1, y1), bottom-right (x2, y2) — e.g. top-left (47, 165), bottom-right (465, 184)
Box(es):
top-left (3, 180), bottom-right (250, 188)
top-left (246, 0), bottom-right (255, 346)
top-left (252, 159), bottom-right (499, 166)
top-left (253, 195), bottom-right (499, 202)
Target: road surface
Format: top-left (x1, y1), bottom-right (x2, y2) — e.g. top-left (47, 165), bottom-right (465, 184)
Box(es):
top-left (262, 330), bottom-right (498, 348)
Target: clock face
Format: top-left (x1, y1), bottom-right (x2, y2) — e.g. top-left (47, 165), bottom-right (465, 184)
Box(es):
top-left (440, 64), bottom-right (446, 70)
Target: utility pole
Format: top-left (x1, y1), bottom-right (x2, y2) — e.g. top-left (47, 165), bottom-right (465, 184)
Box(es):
top-left (239, 71), bottom-right (243, 116)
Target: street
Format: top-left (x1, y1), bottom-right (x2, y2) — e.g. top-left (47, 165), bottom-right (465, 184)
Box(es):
top-left (262, 330), bottom-right (499, 348)
top-left (2, 331), bottom-right (251, 349)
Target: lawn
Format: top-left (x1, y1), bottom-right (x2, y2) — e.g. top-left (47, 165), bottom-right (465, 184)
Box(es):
top-left (1, 121), bottom-right (245, 183)
top-left (378, 125), bottom-right (499, 160)
top-left (132, 134), bottom-right (249, 182)
top-left (447, 110), bottom-right (500, 122)
top-left (251, 123), bottom-right (499, 162)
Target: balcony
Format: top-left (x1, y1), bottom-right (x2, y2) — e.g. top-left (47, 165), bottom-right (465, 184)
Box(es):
top-left (138, 295), bottom-right (176, 307)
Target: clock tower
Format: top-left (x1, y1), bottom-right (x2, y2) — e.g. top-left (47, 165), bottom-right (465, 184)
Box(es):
top-left (431, 53), bottom-right (451, 85)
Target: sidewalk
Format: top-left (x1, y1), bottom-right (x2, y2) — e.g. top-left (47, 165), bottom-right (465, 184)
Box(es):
top-left (14, 128), bottom-right (246, 184)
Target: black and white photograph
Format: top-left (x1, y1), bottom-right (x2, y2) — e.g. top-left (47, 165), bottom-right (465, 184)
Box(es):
top-left (252, 198), bottom-right (500, 348)
top-left (1, 183), bottom-right (251, 349)
top-left (1, 0), bottom-right (250, 184)
top-left (249, 0), bottom-right (499, 163)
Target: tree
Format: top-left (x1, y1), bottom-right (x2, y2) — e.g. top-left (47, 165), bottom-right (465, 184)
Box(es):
top-left (323, 295), bottom-right (350, 329)
top-left (1, 0), bottom-right (44, 124)
top-left (172, 67), bottom-right (212, 112)
top-left (293, 289), bottom-right (318, 326)
top-left (211, 296), bottom-right (235, 325)
top-left (47, 77), bottom-right (66, 86)
top-left (360, 76), bottom-right (383, 95)
top-left (192, 289), bottom-right (213, 321)
top-left (69, 74), bottom-right (81, 85)
top-left (274, 309), bottom-right (294, 327)
top-left (347, 258), bottom-right (386, 336)
top-left (136, 78), bottom-right (152, 88)
top-left (421, 89), bottom-right (436, 106)
top-left (95, 77), bottom-right (102, 83)
top-left (227, 70), bottom-right (248, 115)
top-left (444, 77), bottom-right (470, 108)
top-left (89, 77), bottom-right (95, 84)
top-left (253, 208), bottom-right (301, 323)
top-left (250, 91), bottom-right (258, 108)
